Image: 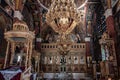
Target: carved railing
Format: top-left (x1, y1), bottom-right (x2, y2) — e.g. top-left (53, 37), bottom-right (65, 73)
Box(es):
top-left (13, 21), bottom-right (29, 32)
top-left (41, 43), bottom-right (86, 51)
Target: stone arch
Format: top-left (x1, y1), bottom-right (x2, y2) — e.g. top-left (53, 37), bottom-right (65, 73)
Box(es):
top-left (0, 13), bottom-right (9, 57)
top-left (0, 13), bottom-right (8, 29)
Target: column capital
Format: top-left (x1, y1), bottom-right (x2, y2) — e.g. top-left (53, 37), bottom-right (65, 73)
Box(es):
top-left (85, 37), bottom-right (91, 42)
top-left (14, 11), bottom-right (23, 20)
top-left (104, 9), bottom-right (112, 19)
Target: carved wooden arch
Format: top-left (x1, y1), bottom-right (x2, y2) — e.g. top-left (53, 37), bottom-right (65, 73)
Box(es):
top-left (22, 6), bottom-right (34, 30)
top-left (0, 13), bottom-right (9, 58)
top-left (0, 13), bottom-right (8, 29)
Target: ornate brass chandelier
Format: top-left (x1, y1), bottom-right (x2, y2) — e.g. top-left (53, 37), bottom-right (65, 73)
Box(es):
top-left (46, 0), bottom-right (80, 36)
top-left (46, 0), bottom-right (80, 56)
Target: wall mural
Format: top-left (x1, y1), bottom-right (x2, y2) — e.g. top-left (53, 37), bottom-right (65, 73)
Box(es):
top-left (41, 26), bottom-right (85, 43)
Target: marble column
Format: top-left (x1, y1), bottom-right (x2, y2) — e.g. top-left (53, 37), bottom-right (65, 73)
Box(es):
top-left (105, 0), bottom-right (118, 78)
top-left (35, 13), bottom-right (42, 51)
top-left (86, 20), bottom-right (94, 69)
top-left (25, 42), bottom-right (30, 69)
top-left (86, 21), bottom-right (92, 53)
top-left (4, 41), bottom-right (10, 68)
top-left (38, 54), bottom-right (40, 73)
top-left (105, 0), bottom-right (116, 40)
top-left (86, 39), bottom-right (90, 56)
top-left (28, 41), bottom-right (33, 67)
top-left (10, 42), bottom-right (15, 65)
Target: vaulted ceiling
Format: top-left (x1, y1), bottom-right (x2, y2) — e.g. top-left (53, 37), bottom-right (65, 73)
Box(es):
top-left (3, 0), bottom-right (103, 39)
top-left (39, 0), bottom-right (86, 8)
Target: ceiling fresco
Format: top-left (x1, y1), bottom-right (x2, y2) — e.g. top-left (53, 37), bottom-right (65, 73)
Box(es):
top-left (38, 0), bottom-right (86, 10)
top-left (3, 0), bottom-right (101, 42)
